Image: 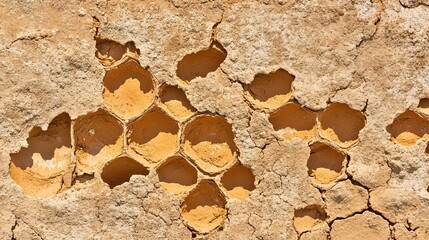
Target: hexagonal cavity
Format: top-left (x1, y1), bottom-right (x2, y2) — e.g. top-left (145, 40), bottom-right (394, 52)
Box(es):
top-left (417, 98), bottom-right (429, 117)
top-left (9, 113), bottom-right (72, 197)
top-left (244, 69), bottom-right (295, 110)
top-left (103, 60), bottom-right (155, 121)
top-left (101, 156), bottom-right (149, 189)
top-left (74, 109), bottom-right (123, 173)
top-left (176, 42), bottom-right (226, 82)
top-left (128, 107), bottom-right (180, 166)
top-left (386, 110), bottom-right (429, 146)
top-left (293, 205), bottom-right (327, 234)
top-left (158, 84), bottom-right (196, 121)
top-left (269, 103), bottom-right (317, 142)
top-left (319, 103), bottom-right (366, 148)
top-left (95, 39), bottom-right (140, 67)
top-left (220, 163), bottom-right (256, 200)
top-left (307, 142), bottom-right (345, 185)
top-left (181, 180), bottom-right (227, 233)
top-left (156, 156), bottom-right (197, 194)
top-left (182, 115), bottom-right (237, 174)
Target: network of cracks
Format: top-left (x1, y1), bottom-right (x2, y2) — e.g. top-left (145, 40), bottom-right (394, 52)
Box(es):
top-left (8, 38), bottom-right (429, 236)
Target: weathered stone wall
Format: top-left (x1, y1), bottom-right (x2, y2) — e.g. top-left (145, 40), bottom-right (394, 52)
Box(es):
top-left (1, 0), bottom-right (429, 239)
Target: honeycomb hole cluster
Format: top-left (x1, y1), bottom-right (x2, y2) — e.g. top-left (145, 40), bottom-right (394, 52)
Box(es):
top-left (8, 39), bottom-right (256, 235)
top-left (242, 69), bottom-right (367, 234)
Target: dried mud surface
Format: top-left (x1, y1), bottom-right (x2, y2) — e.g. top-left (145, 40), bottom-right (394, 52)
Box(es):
top-left (1, 0), bottom-right (429, 239)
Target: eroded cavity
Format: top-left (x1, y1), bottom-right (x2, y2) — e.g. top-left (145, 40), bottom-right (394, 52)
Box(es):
top-left (386, 110), bottom-right (429, 146)
top-left (156, 156), bottom-right (198, 194)
top-left (181, 180), bottom-right (227, 233)
top-left (95, 39), bottom-right (140, 66)
top-left (10, 113), bottom-right (72, 197)
top-left (74, 109), bottom-right (123, 172)
top-left (176, 42), bottom-right (226, 82)
top-left (269, 103), bottom-right (317, 141)
top-left (103, 60), bottom-right (155, 120)
top-left (128, 107), bottom-right (179, 165)
top-left (293, 205), bottom-right (327, 234)
top-left (101, 156), bottom-right (149, 189)
top-left (159, 84), bottom-right (196, 121)
top-left (307, 142), bottom-right (345, 185)
top-left (182, 115), bottom-right (237, 174)
top-left (220, 163), bottom-right (255, 200)
top-left (319, 103), bottom-right (366, 148)
top-left (417, 98), bottom-right (429, 116)
top-left (244, 69), bottom-right (294, 110)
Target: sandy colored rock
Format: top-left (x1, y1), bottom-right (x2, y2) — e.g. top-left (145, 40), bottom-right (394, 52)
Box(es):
top-left (128, 108), bottom-right (179, 165)
top-left (330, 211), bottom-right (390, 240)
top-left (103, 60), bottom-right (155, 120)
top-left (307, 142), bottom-right (345, 185)
top-left (2, 0), bottom-right (429, 239)
top-left (157, 156), bottom-right (197, 194)
top-left (293, 205), bottom-right (327, 234)
top-left (244, 69), bottom-right (294, 110)
top-left (158, 84), bottom-right (196, 121)
top-left (324, 180), bottom-right (368, 220)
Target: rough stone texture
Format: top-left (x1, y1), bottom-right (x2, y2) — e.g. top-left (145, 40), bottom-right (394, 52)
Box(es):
top-left (1, 0), bottom-right (429, 239)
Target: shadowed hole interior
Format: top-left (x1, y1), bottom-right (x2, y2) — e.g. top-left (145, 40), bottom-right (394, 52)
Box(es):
top-left (269, 103), bottom-right (317, 131)
top-left (245, 69), bottom-right (294, 108)
top-left (128, 108), bottom-right (179, 163)
top-left (157, 156), bottom-right (197, 194)
top-left (418, 98), bottom-right (429, 109)
top-left (159, 84), bottom-right (195, 120)
top-left (183, 115), bottom-right (237, 173)
top-left (103, 60), bottom-right (154, 120)
top-left (176, 42), bottom-right (226, 81)
top-left (220, 163), bottom-right (255, 200)
top-left (74, 109), bottom-right (122, 156)
top-left (426, 142), bottom-right (429, 154)
top-left (95, 39), bottom-right (139, 66)
top-left (319, 103), bottom-right (366, 142)
top-left (293, 204), bottom-right (327, 233)
top-left (101, 156), bottom-right (149, 188)
top-left (386, 110), bottom-right (429, 145)
top-left (10, 113), bottom-right (71, 170)
top-left (307, 142), bottom-right (344, 184)
top-left (9, 113), bottom-right (72, 197)
top-left (181, 180), bottom-right (227, 233)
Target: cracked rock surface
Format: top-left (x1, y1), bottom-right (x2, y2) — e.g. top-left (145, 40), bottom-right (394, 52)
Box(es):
top-left (1, 0), bottom-right (429, 239)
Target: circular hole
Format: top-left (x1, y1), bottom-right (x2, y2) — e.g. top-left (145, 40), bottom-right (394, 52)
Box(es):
top-left (159, 84), bottom-right (196, 121)
top-left (319, 103), bottom-right (365, 146)
top-left (220, 163), bottom-right (256, 200)
top-left (74, 109), bottom-right (123, 170)
top-left (181, 180), bottom-right (226, 233)
top-left (307, 142), bottom-right (345, 184)
top-left (128, 108), bottom-right (179, 165)
top-left (387, 110), bottom-right (429, 146)
top-left (95, 39), bottom-right (139, 66)
top-left (293, 205), bottom-right (327, 234)
top-left (9, 113), bottom-right (72, 197)
top-left (245, 69), bottom-right (294, 110)
top-left (101, 156), bottom-right (149, 189)
top-left (182, 115), bottom-right (237, 174)
top-left (103, 60), bottom-right (155, 120)
top-left (269, 103), bottom-right (317, 141)
top-left (156, 156), bottom-right (198, 194)
top-left (176, 43), bottom-right (226, 82)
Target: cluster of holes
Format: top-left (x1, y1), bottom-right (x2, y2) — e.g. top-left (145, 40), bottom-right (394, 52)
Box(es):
top-left (387, 99), bottom-right (429, 147)
top-left (242, 68), bottom-right (367, 234)
top-left (8, 39), bottom-right (255, 235)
